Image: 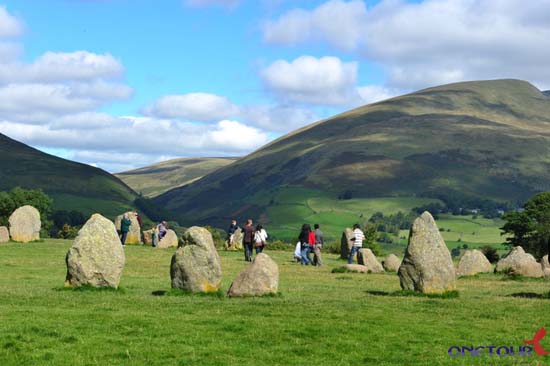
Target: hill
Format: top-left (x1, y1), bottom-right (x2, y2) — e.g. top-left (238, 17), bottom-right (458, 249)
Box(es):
top-left (0, 133), bottom-right (139, 218)
top-left (155, 79), bottom-right (550, 238)
top-left (115, 157), bottom-right (237, 198)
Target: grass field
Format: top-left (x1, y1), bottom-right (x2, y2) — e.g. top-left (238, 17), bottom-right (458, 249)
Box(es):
top-left (1, 240), bottom-right (550, 365)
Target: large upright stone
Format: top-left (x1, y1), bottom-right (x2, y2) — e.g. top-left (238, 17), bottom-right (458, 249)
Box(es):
top-left (456, 249), bottom-right (493, 277)
top-left (170, 226), bottom-right (222, 292)
top-left (340, 228), bottom-right (353, 259)
top-left (541, 255), bottom-right (550, 278)
top-left (398, 212), bottom-right (456, 293)
top-left (357, 248), bottom-right (384, 273)
top-left (158, 229), bottom-right (178, 248)
top-left (9, 205), bottom-right (41, 243)
top-left (65, 214), bottom-right (125, 288)
top-left (228, 253), bottom-right (279, 297)
top-left (383, 254), bottom-right (402, 272)
top-left (115, 212), bottom-right (141, 244)
top-left (496, 246), bottom-right (543, 277)
top-left (0, 226), bottom-right (9, 243)
top-left (225, 228), bottom-right (243, 250)
top-left (143, 229), bottom-right (153, 245)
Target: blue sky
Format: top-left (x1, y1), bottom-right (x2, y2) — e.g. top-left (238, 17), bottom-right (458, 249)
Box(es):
top-left (0, 0), bottom-right (549, 171)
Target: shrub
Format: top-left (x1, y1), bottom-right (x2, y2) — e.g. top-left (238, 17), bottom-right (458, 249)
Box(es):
top-left (480, 245), bottom-right (500, 263)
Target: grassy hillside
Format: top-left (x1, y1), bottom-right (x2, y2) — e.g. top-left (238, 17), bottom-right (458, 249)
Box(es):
top-left (2, 240), bottom-right (550, 365)
top-left (116, 157), bottom-right (237, 197)
top-left (156, 79), bottom-right (550, 231)
top-left (0, 133), bottom-right (139, 218)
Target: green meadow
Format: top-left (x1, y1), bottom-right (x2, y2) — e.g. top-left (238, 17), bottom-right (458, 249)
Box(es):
top-left (1, 240), bottom-right (549, 366)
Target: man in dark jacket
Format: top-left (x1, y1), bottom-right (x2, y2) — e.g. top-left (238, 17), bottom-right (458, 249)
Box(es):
top-left (242, 219), bottom-right (254, 262)
top-left (120, 214), bottom-right (131, 246)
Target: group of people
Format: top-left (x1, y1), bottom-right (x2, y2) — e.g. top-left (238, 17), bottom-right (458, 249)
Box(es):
top-left (119, 211), bottom-right (168, 247)
top-left (227, 219), bottom-right (268, 262)
top-left (295, 224), bottom-right (324, 266)
top-left (227, 219), bottom-right (365, 266)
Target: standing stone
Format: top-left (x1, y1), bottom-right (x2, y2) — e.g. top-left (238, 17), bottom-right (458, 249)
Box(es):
top-left (357, 248), bottom-right (384, 273)
top-left (398, 211), bottom-right (456, 294)
top-left (340, 228), bottom-right (353, 259)
top-left (456, 249), bottom-right (493, 277)
top-left (496, 246), bottom-right (543, 277)
top-left (0, 226), bottom-right (9, 243)
top-left (170, 226), bottom-right (222, 292)
top-left (65, 214), bottom-right (125, 288)
top-left (228, 253), bottom-right (279, 297)
top-left (158, 229), bottom-right (178, 248)
top-left (382, 254), bottom-right (402, 272)
top-left (343, 264), bottom-right (368, 273)
top-left (115, 212), bottom-right (142, 244)
top-left (9, 205), bottom-right (41, 243)
top-left (143, 229), bottom-right (153, 245)
top-left (225, 228), bottom-right (243, 250)
top-left (542, 255), bottom-right (550, 278)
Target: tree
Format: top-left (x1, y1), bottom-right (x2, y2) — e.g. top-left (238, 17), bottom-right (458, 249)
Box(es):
top-left (501, 192), bottom-right (550, 259)
top-left (0, 187), bottom-right (53, 227)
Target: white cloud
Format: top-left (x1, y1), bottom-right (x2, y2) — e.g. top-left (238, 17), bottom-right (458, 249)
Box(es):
top-left (262, 0), bottom-right (550, 90)
top-left (241, 104), bottom-right (319, 132)
top-left (0, 51), bottom-right (124, 84)
top-left (143, 92), bottom-right (239, 122)
top-left (0, 116), bottom-right (268, 172)
top-left (356, 85), bottom-right (397, 105)
top-left (261, 55), bottom-right (359, 105)
top-left (0, 6), bottom-right (23, 38)
top-left (263, 0), bottom-right (367, 50)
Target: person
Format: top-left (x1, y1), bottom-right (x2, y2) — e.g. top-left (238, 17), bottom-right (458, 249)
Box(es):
top-left (348, 223), bottom-right (365, 264)
top-left (134, 211), bottom-right (142, 228)
top-left (151, 225), bottom-right (159, 248)
top-left (313, 223), bottom-right (324, 266)
top-left (294, 242), bottom-right (302, 263)
top-left (227, 219), bottom-right (238, 246)
top-left (242, 219), bottom-right (255, 262)
top-left (298, 224), bottom-right (312, 265)
top-left (158, 221), bottom-right (168, 240)
top-left (254, 224), bottom-right (268, 254)
top-left (120, 213), bottom-right (131, 246)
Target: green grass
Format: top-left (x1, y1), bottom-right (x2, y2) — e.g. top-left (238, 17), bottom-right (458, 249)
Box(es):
top-left (2, 239), bottom-right (550, 365)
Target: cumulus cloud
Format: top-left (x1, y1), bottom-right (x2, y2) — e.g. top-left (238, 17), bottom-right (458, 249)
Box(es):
top-left (0, 6), bottom-right (23, 38)
top-left (261, 55), bottom-right (359, 105)
top-left (143, 92), bottom-right (240, 122)
top-left (241, 104), bottom-right (319, 132)
top-left (263, 0), bottom-right (367, 50)
top-left (0, 117), bottom-right (269, 172)
top-left (263, 0), bottom-right (550, 90)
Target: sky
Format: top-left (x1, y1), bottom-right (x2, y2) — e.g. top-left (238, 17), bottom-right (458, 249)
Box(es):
top-left (1, 0), bottom-right (550, 172)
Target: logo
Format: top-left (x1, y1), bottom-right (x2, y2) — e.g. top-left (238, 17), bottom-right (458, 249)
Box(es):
top-left (524, 327), bottom-right (549, 356)
top-left (447, 327), bottom-right (550, 364)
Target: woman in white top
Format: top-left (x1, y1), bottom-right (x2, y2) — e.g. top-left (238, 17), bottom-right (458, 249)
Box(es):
top-left (254, 224), bottom-right (268, 254)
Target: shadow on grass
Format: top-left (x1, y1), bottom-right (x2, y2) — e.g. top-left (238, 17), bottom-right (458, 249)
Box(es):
top-left (55, 285), bottom-right (126, 293)
top-left (509, 292), bottom-right (550, 299)
top-left (499, 274), bottom-right (549, 282)
top-left (152, 288), bottom-right (226, 299)
top-left (366, 290), bottom-right (459, 299)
